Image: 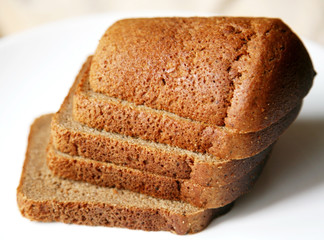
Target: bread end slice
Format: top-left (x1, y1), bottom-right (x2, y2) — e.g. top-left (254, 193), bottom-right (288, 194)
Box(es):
top-left (17, 114), bottom-right (232, 234)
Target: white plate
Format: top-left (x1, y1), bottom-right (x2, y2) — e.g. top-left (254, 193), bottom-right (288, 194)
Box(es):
top-left (0, 12), bottom-right (323, 240)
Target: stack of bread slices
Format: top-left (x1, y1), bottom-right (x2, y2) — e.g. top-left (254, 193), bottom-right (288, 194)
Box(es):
top-left (17, 17), bottom-right (315, 234)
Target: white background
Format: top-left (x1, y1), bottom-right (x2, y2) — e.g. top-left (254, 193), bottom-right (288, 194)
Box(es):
top-left (0, 12), bottom-right (323, 240)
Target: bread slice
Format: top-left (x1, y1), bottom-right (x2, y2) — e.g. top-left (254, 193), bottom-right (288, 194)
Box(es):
top-left (47, 144), bottom-right (267, 208)
top-left (52, 57), bottom-right (272, 188)
top-left (17, 114), bottom-right (233, 235)
top-left (90, 17), bottom-right (314, 132)
top-left (73, 56), bottom-right (301, 160)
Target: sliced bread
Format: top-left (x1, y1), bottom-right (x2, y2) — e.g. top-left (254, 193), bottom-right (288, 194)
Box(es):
top-left (17, 114), bottom-right (232, 235)
top-left (52, 57), bottom-right (272, 187)
top-left (73, 56), bottom-right (301, 160)
top-left (47, 144), bottom-right (268, 208)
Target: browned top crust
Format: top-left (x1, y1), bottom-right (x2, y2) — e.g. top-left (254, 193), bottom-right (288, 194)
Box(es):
top-left (90, 17), bottom-right (315, 133)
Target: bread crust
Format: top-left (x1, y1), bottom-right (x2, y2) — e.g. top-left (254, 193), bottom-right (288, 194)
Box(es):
top-left (17, 114), bottom-right (232, 235)
top-left (89, 17), bottom-right (314, 132)
top-left (73, 56), bottom-right (301, 160)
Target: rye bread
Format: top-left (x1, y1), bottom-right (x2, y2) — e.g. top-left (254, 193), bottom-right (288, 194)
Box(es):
top-left (73, 56), bottom-right (301, 160)
top-left (17, 114), bottom-right (233, 235)
top-left (52, 60), bottom-right (273, 187)
top-left (89, 17), bottom-right (314, 132)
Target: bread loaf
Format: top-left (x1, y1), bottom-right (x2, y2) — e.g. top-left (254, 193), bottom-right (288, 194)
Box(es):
top-left (89, 17), bottom-right (315, 132)
top-left (52, 57), bottom-right (273, 187)
top-left (17, 16), bottom-right (316, 234)
top-left (73, 56), bottom-right (301, 159)
top-left (48, 55), bottom-right (271, 208)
